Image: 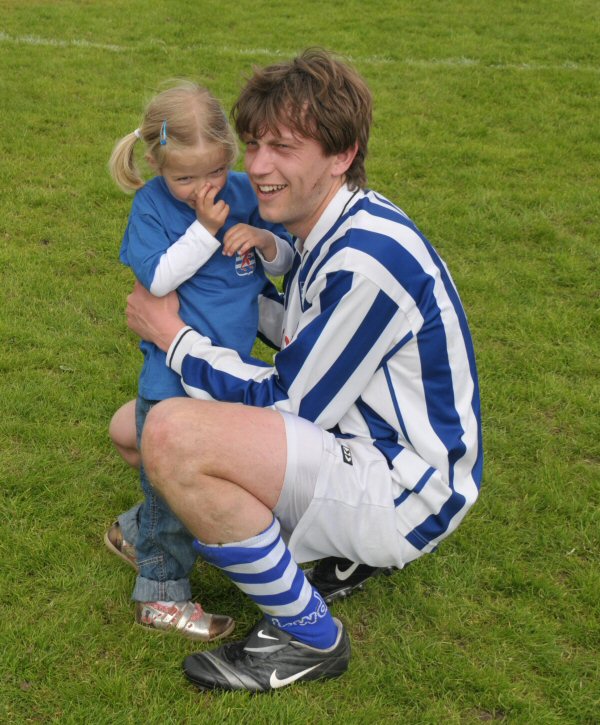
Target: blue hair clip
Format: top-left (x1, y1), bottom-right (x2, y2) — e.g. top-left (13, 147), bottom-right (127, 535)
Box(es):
top-left (160, 119), bottom-right (167, 146)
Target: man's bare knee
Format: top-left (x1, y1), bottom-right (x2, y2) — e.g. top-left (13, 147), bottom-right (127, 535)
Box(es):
top-left (141, 398), bottom-right (204, 494)
top-left (140, 398), bottom-right (286, 517)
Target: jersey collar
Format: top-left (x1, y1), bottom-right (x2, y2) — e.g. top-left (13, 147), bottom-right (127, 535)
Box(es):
top-left (301, 185), bottom-right (363, 254)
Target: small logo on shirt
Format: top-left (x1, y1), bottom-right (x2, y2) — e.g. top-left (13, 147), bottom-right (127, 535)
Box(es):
top-left (341, 445), bottom-right (353, 465)
top-left (235, 250), bottom-right (256, 276)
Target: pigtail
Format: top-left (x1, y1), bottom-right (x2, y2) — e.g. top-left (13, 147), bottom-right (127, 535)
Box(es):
top-left (109, 131), bottom-right (145, 193)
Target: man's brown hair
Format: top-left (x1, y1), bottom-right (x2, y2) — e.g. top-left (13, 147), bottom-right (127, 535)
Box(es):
top-left (232, 48), bottom-right (372, 190)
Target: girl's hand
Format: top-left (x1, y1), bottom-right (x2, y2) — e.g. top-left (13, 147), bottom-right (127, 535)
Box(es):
top-left (195, 183), bottom-right (230, 236)
top-left (222, 224), bottom-right (277, 260)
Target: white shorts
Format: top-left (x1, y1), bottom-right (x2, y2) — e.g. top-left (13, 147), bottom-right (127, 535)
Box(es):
top-left (274, 412), bottom-right (422, 568)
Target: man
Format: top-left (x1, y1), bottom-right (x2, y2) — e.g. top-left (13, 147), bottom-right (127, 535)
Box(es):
top-left (126, 48), bottom-right (482, 692)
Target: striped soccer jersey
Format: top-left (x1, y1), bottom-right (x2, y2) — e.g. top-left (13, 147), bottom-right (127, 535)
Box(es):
top-left (168, 184), bottom-right (483, 554)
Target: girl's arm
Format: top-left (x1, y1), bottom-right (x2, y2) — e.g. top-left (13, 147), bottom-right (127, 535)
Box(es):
top-left (221, 224), bottom-right (295, 276)
top-left (149, 220), bottom-right (220, 296)
top-left (150, 185), bottom-right (231, 296)
top-left (151, 221), bottom-right (295, 297)
top-left (258, 234), bottom-right (294, 277)
top-left (125, 183), bottom-right (229, 297)
top-left (123, 198), bottom-right (221, 296)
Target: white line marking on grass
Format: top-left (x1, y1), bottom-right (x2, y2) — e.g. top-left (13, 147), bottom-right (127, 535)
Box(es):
top-left (400, 56), bottom-right (600, 73)
top-left (0, 32), bottom-right (125, 52)
top-left (1, 33), bottom-right (598, 74)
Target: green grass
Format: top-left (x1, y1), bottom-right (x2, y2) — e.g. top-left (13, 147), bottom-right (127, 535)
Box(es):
top-left (1, 1), bottom-right (599, 722)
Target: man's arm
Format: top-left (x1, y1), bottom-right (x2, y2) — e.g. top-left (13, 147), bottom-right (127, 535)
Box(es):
top-left (126, 281), bottom-right (187, 352)
top-left (166, 271), bottom-right (411, 429)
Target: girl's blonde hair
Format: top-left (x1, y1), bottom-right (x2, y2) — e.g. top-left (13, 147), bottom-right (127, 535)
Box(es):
top-left (109, 81), bottom-right (238, 193)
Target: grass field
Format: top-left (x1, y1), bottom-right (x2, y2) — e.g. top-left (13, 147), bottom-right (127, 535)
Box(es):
top-left (1, 1), bottom-right (599, 723)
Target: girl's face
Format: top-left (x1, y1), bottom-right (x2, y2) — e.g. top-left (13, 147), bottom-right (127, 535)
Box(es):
top-left (155, 143), bottom-right (230, 208)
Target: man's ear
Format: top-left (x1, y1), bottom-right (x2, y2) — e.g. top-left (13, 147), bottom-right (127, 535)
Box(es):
top-left (331, 142), bottom-right (359, 178)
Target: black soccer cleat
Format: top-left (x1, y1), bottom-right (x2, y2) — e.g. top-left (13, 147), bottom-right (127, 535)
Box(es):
top-left (305, 557), bottom-right (397, 604)
top-left (183, 617), bottom-right (350, 692)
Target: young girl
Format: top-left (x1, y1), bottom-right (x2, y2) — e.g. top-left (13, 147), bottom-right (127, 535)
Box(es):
top-left (104, 81), bottom-right (293, 642)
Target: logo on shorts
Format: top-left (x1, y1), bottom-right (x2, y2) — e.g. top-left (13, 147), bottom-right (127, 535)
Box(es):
top-left (341, 444), bottom-right (353, 465)
top-left (235, 250), bottom-right (256, 276)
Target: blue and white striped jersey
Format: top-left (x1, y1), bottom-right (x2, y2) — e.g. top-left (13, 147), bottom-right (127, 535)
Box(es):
top-left (168, 185), bottom-right (482, 552)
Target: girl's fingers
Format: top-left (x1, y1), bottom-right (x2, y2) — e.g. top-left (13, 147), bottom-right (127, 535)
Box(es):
top-left (196, 183), bottom-right (218, 209)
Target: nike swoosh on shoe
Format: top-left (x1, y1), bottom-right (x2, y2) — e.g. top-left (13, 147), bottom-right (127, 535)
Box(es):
top-left (257, 630), bottom-right (279, 641)
top-left (269, 663), bottom-right (322, 688)
top-left (334, 562), bottom-right (361, 581)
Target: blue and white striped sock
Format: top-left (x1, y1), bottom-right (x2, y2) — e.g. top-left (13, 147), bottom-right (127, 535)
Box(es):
top-left (193, 518), bottom-right (337, 649)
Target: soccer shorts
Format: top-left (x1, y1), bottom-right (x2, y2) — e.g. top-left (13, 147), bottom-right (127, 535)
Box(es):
top-left (274, 412), bottom-right (422, 568)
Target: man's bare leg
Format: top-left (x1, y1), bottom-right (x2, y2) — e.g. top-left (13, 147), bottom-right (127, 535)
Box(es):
top-left (141, 397), bottom-right (347, 676)
top-left (141, 397), bottom-right (287, 543)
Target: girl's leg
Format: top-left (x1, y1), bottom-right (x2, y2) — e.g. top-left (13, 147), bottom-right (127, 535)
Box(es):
top-left (105, 400), bottom-right (141, 568)
top-left (133, 396), bottom-right (234, 641)
top-left (109, 399), bottom-right (140, 469)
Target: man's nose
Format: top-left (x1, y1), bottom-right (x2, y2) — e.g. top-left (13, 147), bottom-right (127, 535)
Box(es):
top-left (245, 146), bottom-right (272, 176)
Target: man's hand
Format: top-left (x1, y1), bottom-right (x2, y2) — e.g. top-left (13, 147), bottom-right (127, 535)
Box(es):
top-left (195, 183), bottom-right (230, 236)
top-left (126, 281), bottom-right (186, 353)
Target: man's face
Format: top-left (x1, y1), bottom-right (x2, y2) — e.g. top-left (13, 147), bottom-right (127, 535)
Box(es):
top-left (242, 124), bottom-right (348, 241)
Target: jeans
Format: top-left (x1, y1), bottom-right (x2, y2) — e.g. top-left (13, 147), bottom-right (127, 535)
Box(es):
top-left (118, 396), bottom-right (197, 602)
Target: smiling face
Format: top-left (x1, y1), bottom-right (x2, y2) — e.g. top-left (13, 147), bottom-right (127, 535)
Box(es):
top-left (242, 125), bottom-right (356, 241)
top-left (153, 143), bottom-right (230, 208)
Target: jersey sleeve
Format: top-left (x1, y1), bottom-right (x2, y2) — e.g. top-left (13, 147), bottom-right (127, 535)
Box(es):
top-left (167, 270), bottom-right (412, 429)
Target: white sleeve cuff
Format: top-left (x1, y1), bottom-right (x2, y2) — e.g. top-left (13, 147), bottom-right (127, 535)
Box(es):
top-left (166, 326), bottom-right (209, 373)
top-left (259, 235), bottom-right (294, 276)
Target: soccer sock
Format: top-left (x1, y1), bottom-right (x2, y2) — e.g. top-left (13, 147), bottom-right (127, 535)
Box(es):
top-left (193, 517), bottom-right (338, 649)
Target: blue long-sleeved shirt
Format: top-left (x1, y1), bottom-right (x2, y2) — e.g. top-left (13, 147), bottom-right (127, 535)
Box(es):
top-left (120, 171), bottom-right (291, 399)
